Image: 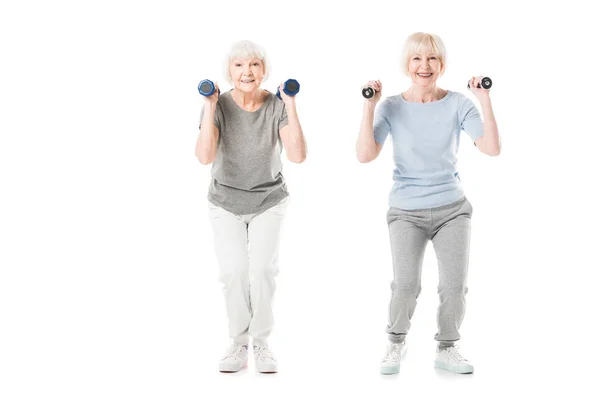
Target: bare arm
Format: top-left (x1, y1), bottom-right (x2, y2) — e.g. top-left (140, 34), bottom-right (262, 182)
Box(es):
top-left (474, 96), bottom-right (501, 156)
top-left (357, 80), bottom-right (384, 163)
top-left (357, 102), bottom-right (383, 163)
top-left (469, 76), bottom-right (501, 157)
top-left (279, 95), bottom-right (307, 163)
top-left (195, 88), bottom-right (220, 165)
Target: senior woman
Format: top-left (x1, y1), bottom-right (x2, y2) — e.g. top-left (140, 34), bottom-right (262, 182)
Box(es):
top-left (357, 32), bottom-right (501, 375)
top-left (196, 40), bottom-right (307, 373)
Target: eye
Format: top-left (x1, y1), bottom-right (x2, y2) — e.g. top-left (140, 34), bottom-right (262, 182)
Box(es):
top-left (253, 62), bottom-right (260, 66)
top-left (235, 63), bottom-right (242, 67)
top-left (429, 57), bottom-right (437, 60)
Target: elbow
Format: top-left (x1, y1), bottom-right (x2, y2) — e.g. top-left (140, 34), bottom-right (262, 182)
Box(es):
top-left (288, 153), bottom-right (307, 164)
top-left (196, 152), bottom-right (214, 165)
top-left (357, 152), bottom-right (374, 163)
top-left (488, 144), bottom-right (502, 157)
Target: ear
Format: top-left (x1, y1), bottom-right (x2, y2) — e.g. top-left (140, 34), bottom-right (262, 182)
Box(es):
top-left (262, 60), bottom-right (268, 81)
top-left (228, 63), bottom-right (235, 84)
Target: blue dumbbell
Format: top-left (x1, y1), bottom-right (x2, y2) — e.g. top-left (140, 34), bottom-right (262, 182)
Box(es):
top-left (467, 76), bottom-right (492, 89)
top-left (198, 79), bottom-right (220, 96)
top-left (276, 79), bottom-right (300, 99)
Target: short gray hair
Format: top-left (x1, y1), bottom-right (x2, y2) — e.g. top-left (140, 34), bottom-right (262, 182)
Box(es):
top-left (401, 32), bottom-right (447, 76)
top-left (223, 40), bottom-right (271, 84)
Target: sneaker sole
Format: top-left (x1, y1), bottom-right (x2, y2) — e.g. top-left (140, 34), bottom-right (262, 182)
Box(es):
top-left (434, 360), bottom-right (474, 374)
top-left (256, 364), bottom-right (278, 374)
top-left (219, 361), bottom-right (248, 373)
top-left (380, 365), bottom-right (400, 375)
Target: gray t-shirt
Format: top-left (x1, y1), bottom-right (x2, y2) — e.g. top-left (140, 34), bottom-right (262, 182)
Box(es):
top-left (200, 90), bottom-right (289, 215)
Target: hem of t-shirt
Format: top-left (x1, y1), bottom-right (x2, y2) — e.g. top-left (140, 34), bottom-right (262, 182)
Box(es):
top-left (207, 192), bottom-right (289, 217)
top-left (388, 190), bottom-right (465, 211)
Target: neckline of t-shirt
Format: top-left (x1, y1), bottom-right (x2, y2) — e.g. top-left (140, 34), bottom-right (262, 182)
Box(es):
top-left (225, 90), bottom-right (272, 114)
top-left (399, 90), bottom-right (452, 105)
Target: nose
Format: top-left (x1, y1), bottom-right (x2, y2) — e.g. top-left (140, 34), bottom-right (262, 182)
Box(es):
top-left (243, 63), bottom-right (251, 75)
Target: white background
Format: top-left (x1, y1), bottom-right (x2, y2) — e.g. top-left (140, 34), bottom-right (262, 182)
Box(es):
top-left (1, 0), bottom-right (599, 398)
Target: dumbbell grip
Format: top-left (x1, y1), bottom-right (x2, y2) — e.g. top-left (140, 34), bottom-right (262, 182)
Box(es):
top-left (198, 79), bottom-right (219, 97)
top-left (467, 77), bottom-right (492, 89)
top-left (276, 79), bottom-right (300, 99)
top-left (362, 87), bottom-right (376, 99)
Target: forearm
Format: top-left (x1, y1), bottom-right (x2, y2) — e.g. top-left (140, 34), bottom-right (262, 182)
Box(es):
top-left (196, 103), bottom-right (218, 164)
top-left (357, 103), bottom-right (378, 163)
top-left (283, 104), bottom-right (307, 163)
top-left (479, 97), bottom-right (501, 156)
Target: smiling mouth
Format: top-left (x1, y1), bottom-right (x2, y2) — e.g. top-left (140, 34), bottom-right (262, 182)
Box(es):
top-left (417, 73), bottom-right (433, 77)
top-left (241, 79), bottom-right (255, 83)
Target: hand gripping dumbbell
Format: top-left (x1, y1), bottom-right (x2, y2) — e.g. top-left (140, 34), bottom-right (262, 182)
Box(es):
top-left (362, 86), bottom-right (377, 99)
top-left (467, 76), bottom-right (492, 89)
top-left (198, 79), bottom-right (220, 96)
top-left (276, 79), bottom-right (300, 99)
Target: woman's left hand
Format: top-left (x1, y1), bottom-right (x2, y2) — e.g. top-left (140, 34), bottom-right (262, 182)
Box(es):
top-left (468, 76), bottom-right (490, 102)
top-left (278, 83), bottom-right (297, 107)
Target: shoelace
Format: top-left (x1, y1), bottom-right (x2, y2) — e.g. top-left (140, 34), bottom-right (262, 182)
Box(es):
top-left (383, 344), bottom-right (403, 363)
top-left (444, 346), bottom-right (467, 362)
top-left (254, 346), bottom-right (275, 362)
top-left (222, 344), bottom-right (246, 360)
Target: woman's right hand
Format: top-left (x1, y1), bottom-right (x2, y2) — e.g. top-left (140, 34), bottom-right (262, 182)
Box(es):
top-left (364, 80), bottom-right (382, 104)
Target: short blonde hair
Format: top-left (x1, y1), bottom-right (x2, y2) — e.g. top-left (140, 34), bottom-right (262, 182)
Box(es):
top-left (401, 32), bottom-right (447, 76)
top-left (224, 40), bottom-right (271, 84)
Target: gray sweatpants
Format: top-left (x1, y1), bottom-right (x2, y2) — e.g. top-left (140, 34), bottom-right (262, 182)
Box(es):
top-left (386, 196), bottom-right (473, 344)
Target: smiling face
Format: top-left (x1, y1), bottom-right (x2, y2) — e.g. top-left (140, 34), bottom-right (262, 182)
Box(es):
top-left (401, 33), bottom-right (447, 88)
top-left (229, 58), bottom-right (265, 93)
top-left (407, 51), bottom-right (444, 88)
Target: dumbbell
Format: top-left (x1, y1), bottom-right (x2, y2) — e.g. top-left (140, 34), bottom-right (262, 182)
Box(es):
top-left (276, 79), bottom-right (300, 99)
top-left (467, 76), bottom-right (492, 89)
top-left (198, 79), bottom-right (220, 96)
top-left (362, 87), bottom-right (377, 99)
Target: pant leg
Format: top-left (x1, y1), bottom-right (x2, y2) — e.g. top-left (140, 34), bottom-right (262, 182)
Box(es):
top-left (385, 207), bottom-right (430, 343)
top-left (208, 202), bottom-right (251, 345)
top-left (246, 197), bottom-right (290, 346)
top-left (430, 197), bottom-right (473, 343)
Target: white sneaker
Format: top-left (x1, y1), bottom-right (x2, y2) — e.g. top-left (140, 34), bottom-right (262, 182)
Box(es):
top-left (434, 346), bottom-right (474, 374)
top-left (253, 345), bottom-right (278, 373)
top-left (218, 343), bottom-right (248, 372)
top-left (380, 342), bottom-right (406, 375)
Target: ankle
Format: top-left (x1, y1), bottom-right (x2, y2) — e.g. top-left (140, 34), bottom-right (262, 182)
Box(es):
top-left (437, 341), bottom-right (456, 350)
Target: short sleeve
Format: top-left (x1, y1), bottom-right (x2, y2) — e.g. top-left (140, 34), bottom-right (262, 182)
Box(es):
top-left (373, 100), bottom-right (391, 145)
top-left (278, 102), bottom-right (289, 132)
top-left (199, 102), bottom-right (223, 131)
top-left (460, 97), bottom-right (484, 142)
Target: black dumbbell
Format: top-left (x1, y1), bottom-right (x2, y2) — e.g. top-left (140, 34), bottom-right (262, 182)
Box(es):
top-left (362, 87), bottom-right (377, 99)
top-left (198, 79), bottom-right (220, 96)
top-left (276, 79), bottom-right (300, 99)
top-left (467, 76), bottom-right (492, 89)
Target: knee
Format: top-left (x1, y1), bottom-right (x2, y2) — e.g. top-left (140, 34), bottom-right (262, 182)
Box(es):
top-left (219, 269), bottom-right (249, 286)
top-left (391, 281), bottom-right (421, 298)
top-left (249, 248), bottom-right (278, 279)
top-left (249, 260), bottom-right (277, 281)
top-left (438, 285), bottom-right (468, 298)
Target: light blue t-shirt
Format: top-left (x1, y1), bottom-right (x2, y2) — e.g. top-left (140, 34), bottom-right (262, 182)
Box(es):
top-left (373, 90), bottom-right (484, 210)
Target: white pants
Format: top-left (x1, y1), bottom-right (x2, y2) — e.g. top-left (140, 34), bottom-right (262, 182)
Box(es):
top-left (208, 197), bottom-right (289, 346)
